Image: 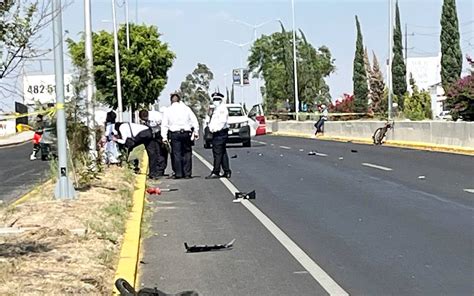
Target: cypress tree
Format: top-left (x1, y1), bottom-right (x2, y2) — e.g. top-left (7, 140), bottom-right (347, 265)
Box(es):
top-left (440, 0), bottom-right (463, 93)
top-left (353, 16), bottom-right (369, 113)
top-left (392, 0), bottom-right (407, 108)
top-left (370, 52), bottom-right (386, 115)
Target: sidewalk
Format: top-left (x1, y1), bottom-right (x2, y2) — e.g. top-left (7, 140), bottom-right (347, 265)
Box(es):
top-left (138, 155), bottom-right (323, 295)
top-left (0, 131), bottom-right (34, 147)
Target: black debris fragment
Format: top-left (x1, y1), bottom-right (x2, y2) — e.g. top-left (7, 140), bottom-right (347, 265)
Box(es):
top-left (231, 155), bottom-right (238, 159)
top-left (351, 149), bottom-right (358, 153)
top-left (235, 190), bottom-right (256, 200)
top-left (184, 239), bottom-right (235, 253)
top-left (308, 151), bottom-right (316, 156)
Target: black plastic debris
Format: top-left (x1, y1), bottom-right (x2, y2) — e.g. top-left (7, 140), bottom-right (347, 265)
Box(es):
top-left (231, 154), bottom-right (238, 159)
top-left (351, 149), bottom-right (358, 153)
top-left (235, 190), bottom-right (256, 200)
top-left (132, 159), bottom-right (140, 174)
top-left (115, 278), bottom-right (199, 296)
top-left (308, 151), bottom-right (316, 156)
top-left (184, 239), bottom-right (235, 253)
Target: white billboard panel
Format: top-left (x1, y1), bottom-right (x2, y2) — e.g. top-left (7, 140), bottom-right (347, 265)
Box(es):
top-left (23, 74), bottom-right (73, 105)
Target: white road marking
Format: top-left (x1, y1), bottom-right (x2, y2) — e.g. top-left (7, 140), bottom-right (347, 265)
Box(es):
top-left (252, 140), bottom-right (267, 145)
top-left (464, 189), bottom-right (474, 194)
top-left (193, 151), bottom-right (348, 296)
top-left (315, 153), bottom-right (328, 157)
top-left (279, 145), bottom-right (291, 150)
top-left (294, 271), bottom-right (309, 274)
top-left (362, 163), bottom-right (393, 171)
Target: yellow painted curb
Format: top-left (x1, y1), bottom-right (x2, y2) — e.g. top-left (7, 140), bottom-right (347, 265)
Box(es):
top-left (11, 179), bottom-right (53, 207)
top-left (112, 153), bottom-right (148, 295)
top-left (272, 131), bottom-right (474, 156)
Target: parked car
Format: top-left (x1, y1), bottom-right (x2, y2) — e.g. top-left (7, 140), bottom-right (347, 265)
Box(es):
top-left (203, 103), bottom-right (265, 148)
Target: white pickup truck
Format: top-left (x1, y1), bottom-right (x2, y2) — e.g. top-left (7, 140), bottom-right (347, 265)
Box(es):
top-left (202, 103), bottom-right (265, 148)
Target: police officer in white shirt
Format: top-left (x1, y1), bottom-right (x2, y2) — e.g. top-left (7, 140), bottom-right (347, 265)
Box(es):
top-left (113, 121), bottom-right (159, 178)
top-left (205, 92), bottom-right (231, 179)
top-left (139, 109), bottom-right (168, 178)
top-left (161, 93), bottom-right (199, 179)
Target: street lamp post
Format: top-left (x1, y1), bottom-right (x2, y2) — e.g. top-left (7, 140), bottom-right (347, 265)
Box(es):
top-left (223, 39), bottom-right (252, 105)
top-left (111, 0), bottom-right (124, 121)
top-left (52, 0), bottom-right (75, 199)
top-left (84, 0), bottom-right (97, 160)
top-left (231, 19), bottom-right (277, 105)
top-left (291, 0), bottom-right (300, 121)
top-left (387, 0), bottom-right (394, 120)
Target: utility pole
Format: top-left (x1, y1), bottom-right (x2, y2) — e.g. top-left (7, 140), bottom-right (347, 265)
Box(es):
top-left (405, 23), bottom-right (408, 67)
top-left (387, 0), bottom-right (394, 120)
top-left (125, 0), bottom-right (130, 50)
top-left (111, 0), bottom-right (124, 121)
top-left (52, 0), bottom-right (76, 199)
top-left (84, 0), bottom-right (97, 161)
top-left (291, 0), bottom-right (300, 121)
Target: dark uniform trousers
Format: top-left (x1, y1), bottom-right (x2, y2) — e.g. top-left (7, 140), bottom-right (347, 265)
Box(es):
top-left (148, 133), bottom-right (168, 177)
top-left (124, 129), bottom-right (162, 177)
top-left (170, 130), bottom-right (193, 178)
top-left (211, 128), bottom-right (230, 175)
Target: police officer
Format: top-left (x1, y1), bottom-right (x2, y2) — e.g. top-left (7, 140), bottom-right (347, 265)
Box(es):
top-left (205, 92), bottom-right (231, 179)
top-left (161, 93), bottom-right (199, 179)
top-left (139, 109), bottom-right (168, 177)
top-left (113, 121), bottom-right (159, 179)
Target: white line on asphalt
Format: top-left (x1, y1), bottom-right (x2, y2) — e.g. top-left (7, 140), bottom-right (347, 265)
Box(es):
top-left (279, 145), bottom-right (291, 150)
top-left (464, 189), bottom-right (474, 194)
top-left (193, 151), bottom-right (348, 296)
top-left (315, 153), bottom-right (328, 157)
top-left (362, 163), bottom-right (393, 171)
top-left (252, 140), bottom-right (267, 145)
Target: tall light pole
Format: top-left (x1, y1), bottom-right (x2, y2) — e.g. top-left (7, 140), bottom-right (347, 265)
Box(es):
top-left (111, 0), bottom-right (124, 121)
top-left (84, 0), bottom-right (97, 160)
top-left (291, 0), bottom-right (300, 121)
top-left (125, 0), bottom-right (130, 50)
top-left (387, 0), bottom-right (394, 120)
top-left (223, 39), bottom-right (252, 105)
top-left (52, 0), bottom-right (75, 199)
top-left (231, 19), bottom-right (277, 105)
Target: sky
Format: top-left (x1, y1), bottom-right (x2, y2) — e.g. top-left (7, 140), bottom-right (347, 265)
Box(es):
top-left (1, 0), bottom-right (473, 110)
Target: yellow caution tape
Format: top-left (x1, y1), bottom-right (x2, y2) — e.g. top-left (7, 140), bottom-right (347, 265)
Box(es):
top-left (0, 107), bottom-right (57, 121)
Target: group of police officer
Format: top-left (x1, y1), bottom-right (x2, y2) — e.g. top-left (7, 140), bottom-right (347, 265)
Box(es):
top-left (112, 92), bottom-right (231, 180)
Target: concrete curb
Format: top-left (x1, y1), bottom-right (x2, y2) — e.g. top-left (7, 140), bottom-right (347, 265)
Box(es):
top-left (0, 138), bottom-right (31, 148)
top-left (113, 152), bottom-right (148, 294)
top-left (11, 179), bottom-right (53, 207)
top-left (272, 132), bottom-right (474, 156)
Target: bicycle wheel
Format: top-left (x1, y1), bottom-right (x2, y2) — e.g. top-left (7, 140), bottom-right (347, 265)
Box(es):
top-left (373, 128), bottom-right (383, 145)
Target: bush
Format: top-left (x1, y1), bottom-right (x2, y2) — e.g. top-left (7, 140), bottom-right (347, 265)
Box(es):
top-left (446, 74), bottom-right (474, 121)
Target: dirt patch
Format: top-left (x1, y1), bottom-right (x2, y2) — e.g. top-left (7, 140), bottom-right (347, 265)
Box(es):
top-left (0, 165), bottom-right (136, 295)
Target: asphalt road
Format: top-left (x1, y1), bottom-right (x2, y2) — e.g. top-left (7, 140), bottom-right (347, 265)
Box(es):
top-left (141, 135), bottom-right (474, 295)
top-left (0, 142), bottom-right (49, 203)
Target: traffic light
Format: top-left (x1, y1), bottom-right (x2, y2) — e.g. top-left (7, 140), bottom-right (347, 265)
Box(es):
top-left (242, 69), bottom-right (250, 85)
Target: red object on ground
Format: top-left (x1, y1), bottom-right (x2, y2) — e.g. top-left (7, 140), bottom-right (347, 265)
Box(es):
top-left (255, 115), bottom-right (266, 136)
top-left (33, 133), bottom-right (42, 145)
top-left (146, 187), bottom-right (162, 195)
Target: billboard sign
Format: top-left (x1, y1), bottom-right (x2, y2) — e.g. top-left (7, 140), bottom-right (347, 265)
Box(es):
top-left (23, 74), bottom-right (73, 105)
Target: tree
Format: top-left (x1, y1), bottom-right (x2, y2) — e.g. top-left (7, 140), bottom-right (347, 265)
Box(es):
top-left (392, 0), bottom-right (407, 107)
top-left (370, 52), bottom-right (386, 115)
top-left (445, 71), bottom-right (474, 121)
top-left (248, 26), bottom-right (335, 112)
top-left (352, 16), bottom-right (369, 113)
top-left (403, 75), bottom-right (432, 120)
top-left (68, 24), bottom-right (175, 110)
top-left (440, 0), bottom-right (463, 93)
top-left (0, 1), bottom-right (54, 94)
top-left (364, 47), bottom-right (373, 105)
top-left (330, 94), bottom-right (355, 113)
top-left (178, 63), bottom-right (214, 119)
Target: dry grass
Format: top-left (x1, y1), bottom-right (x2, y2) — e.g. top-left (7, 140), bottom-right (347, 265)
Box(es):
top-left (0, 165), bottom-right (136, 295)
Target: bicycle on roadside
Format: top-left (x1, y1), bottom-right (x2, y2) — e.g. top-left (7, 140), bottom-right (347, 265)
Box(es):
top-left (372, 121), bottom-right (394, 145)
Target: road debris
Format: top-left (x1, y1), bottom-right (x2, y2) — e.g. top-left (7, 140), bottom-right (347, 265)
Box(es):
top-left (351, 149), bottom-right (358, 153)
top-left (115, 278), bottom-right (199, 296)
top-left (339, 157), bottom-right (344, 160)
top-left (184, 239), bottom-right (235, 253)
top-left (308, 151), bottom-right (316, 156)
top-left (146, 187), bottom-right (178, 195)
top-left (234, 190), bottom-right (256, 200)
top-left (231, 154), bottom-right (238, 159)
top-left (299, 149), bottom-right (304, 152)
top-left (418, 176), bottom-right (426, 180)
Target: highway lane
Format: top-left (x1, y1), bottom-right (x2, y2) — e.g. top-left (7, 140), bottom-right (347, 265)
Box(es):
top-left (195, 135), bottom-right (474, 295)
top-left (0, 142), bottom-right (49, 203)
